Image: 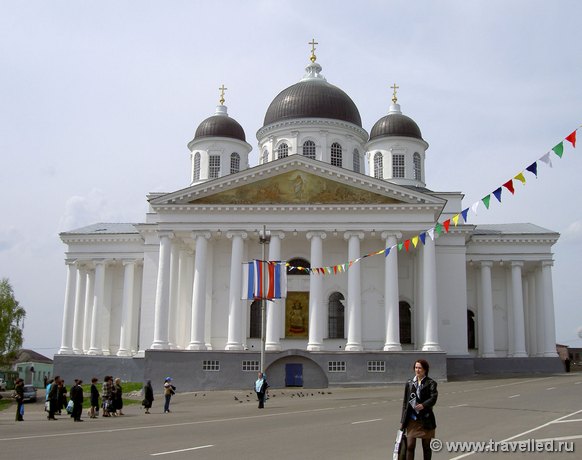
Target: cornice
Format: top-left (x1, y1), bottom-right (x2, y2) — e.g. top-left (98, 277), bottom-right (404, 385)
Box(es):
top-left (257, 118), bottom-right (369, 143)
top-left (61, 235), bottom-right (144, 244)
top-left (469, 235), bottom-right (559, 245)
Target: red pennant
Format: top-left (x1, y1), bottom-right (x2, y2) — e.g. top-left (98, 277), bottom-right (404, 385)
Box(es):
top-left (502, 179), bottom-right (515, 194)
top-left (443, 219), bottom-right (450, 233)
top-left (566, 130), bottom-right (577, 148)
top-left (404, 240), bottom-right (410, 251)
top-left (333, 266), bottom-right (338, 275)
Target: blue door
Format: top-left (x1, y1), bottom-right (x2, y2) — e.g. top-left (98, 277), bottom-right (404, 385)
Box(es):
top-left (285, 363), bottom-right (303, 387)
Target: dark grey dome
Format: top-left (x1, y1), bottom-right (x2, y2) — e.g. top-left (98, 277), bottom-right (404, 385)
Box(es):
top-left (263, 80), bottom-right (362, 127)
top-left (369, 113), bottom-right (423, 141)
top-left (194, 115), bottom-right (246, 142)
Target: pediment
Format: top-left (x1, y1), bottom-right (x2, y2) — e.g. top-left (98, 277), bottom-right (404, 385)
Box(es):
top-left (150, 156), bottom-right (444, 207)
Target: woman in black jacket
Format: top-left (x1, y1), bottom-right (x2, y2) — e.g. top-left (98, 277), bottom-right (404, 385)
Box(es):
top-left (400, 359), bottom-right (438, 459)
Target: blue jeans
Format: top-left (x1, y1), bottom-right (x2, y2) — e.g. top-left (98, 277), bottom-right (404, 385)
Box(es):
top-left (164, 394), bottom-right (171, 412)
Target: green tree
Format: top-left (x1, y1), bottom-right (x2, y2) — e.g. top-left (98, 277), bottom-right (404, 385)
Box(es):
top-left (0, 278), bottom-right (26, 366)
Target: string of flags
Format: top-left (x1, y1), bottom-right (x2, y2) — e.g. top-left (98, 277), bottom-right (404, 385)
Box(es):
top-left (285, 126), bottom-right (579, 275)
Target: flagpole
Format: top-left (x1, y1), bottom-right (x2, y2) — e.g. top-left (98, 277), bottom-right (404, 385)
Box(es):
top-left (259, 225), bottom-right (271, 373)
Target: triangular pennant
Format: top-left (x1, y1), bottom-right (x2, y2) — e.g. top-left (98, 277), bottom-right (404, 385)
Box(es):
top-left (349, 261), bottom-right (353, 268)
top-left (502, 180), bottom-right (515, 195)
top-left (514, 172), bottom-right (526, 185)
top-left (398, 242), bottom-right (403, 251)
top-left (384, 247), bottom-right (391, 257)
top-left (443, 219), bottom-right (451, 232)
top-left (539, 152), bottom-right (552, 168)
top-left (461, 208), bottom-right (469, 222)
top-left (427, 228), bottom-right (435, 240)
top-left (566, 130), bottom-right (577, 148)
top-left (452, 214), bottom-right (460, 226)
top-left (471, 201), bottom-right (480, 215)
top-left (493, 187), bottom-right (502, 202)
top-left (404, 240), bottom-right (410, 251)
top-left (482, 195), bottom-right (491, 209)
top-left (419, 232), bottom-right (426, 245)
top-left (552, 142), bottom-right (564, 158)
top-left (526, 162), bottom-right (538, 177)
top-left (412, 236), bottom-right (419, 247)
top-left (333, 266), bottom-right (338, 275)
top-left (435, 223), bottom-right (442, 236)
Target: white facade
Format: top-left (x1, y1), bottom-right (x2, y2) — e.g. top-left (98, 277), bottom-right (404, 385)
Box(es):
top-left (58, 55), bottom-right (559, 364)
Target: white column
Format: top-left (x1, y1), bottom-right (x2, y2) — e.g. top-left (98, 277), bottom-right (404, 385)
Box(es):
top-left (542, 261), bottom-right (558, 357)
top-left (266, 231), bottom-right (285, 351)
top-left (535, 266), bottom-right (545, 356)
top-left (188, 231), bottom-right (210, 350)
top-left (88, 260), bottom-right (106, 355)
top-left (307, 231), bottom-right (326, 351)
top-left (510, 261), bottom-right (527, 357)
top-left (151, 231), bottom-right (173, 349)
top-left (71, 264), bottom-right (87, 354)
top-left (117, 259), bottom-right (137, 356)
top-left (422, 236), bottom-right (441, 351)
top-left (59, 260), bottom-right (77, 354)
top-left (527, 271), bottom-right (537, 356)
top-left (479, 261), bottom-right (496, 357)
top-left (177, 249), bottom-right (194, 349)
top-left (226, 231), bottom-right (247, 350)
top-left (100, 262), bottom-right (113, 356)
top-left (382, 232), bottom-right (401, 351)
top-left (344, 231), bottom-right (364, 351)
top-left (205, 241), bottom-right (215, 350)
top-left (130, 262), bottom-right (143, 354)
top-left (167, 242), bottom-right (181, 349)
top-left (82, 268), bottom-right (95, 353)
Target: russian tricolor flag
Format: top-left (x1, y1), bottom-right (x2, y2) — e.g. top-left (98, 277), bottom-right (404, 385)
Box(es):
top-left (241, 260), bottom-right (287, 300)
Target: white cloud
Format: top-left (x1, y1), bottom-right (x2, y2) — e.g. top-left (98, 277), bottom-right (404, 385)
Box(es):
top-left (58, 188), bottom-right (112, 232)
top-left (560, 221), bottom-right (582, 245)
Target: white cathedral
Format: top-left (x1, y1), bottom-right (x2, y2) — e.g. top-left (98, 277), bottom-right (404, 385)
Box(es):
top-left (56, 46), bottom-right (561, 388)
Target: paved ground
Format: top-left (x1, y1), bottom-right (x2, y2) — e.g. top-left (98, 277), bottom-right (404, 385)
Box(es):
top-left (1, 373), bottom-right (580, 459)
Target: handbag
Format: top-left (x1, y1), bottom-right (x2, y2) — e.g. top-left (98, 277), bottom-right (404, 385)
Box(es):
top-left (393, 429), bottom-right (407, 460)
top-left (66, 400), bottom-right (74, 414)
top-left (45, 401), bottom-right (50, 412)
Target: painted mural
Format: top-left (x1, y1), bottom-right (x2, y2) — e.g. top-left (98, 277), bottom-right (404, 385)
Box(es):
top-left (285, 291), bottom-right (309, 338)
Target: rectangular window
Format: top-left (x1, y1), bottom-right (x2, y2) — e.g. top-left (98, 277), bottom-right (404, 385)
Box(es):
top-left (367, 360), bottom-right (386, 372)
top-left (209, 155), bottom-right (220, 179)
top-left (393, 154), bottom-right (405, 178)
top-left (202, 360), bottom-right (220, 371)
top-left (328, 361), bottom-right (346, 372)
top-left (242, 360), bottom-right (260, 372)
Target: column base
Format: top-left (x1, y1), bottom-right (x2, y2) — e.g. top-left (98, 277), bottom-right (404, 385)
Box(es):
top-left (150, 342), bottom-right (170, 350)
top-left (345, 344), bottom-right (363, 351)
top-left (58, 347), bottom-right (74, 355)
top-left (116, 349), bottom-right (132, 357)
top-left (72, 349), bottom-right (83, 355)
top-left (512, 352), bottom-right (528, 358)
top-left (187, 343), bottom-right (207, 351)
top-left (383, 343), bottom-right (402, 351)
top-left (265, 343), bottom-right (282, 351)
top-left (307, 344), bottom-right (323, 351)
top-left (224, 343), bottom-right (243, 351)
top-left (101, 349), bottom-right (111, 356)
top-left (543, 351), bottom-right (559, 357)
top-left (87, 348), bottom-right (102, 356)
top-left (421, 343), bottom-right (442, 352)
top-left (480, 352), bottom-right (496, 358)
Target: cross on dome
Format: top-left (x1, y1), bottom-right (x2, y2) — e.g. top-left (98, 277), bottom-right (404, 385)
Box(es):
top-left (219, 84), bottom-right (228, 105)
top-left (391, 83), bottom-right (399, 104)
top-left (308, 38), bottom-right (318, 63)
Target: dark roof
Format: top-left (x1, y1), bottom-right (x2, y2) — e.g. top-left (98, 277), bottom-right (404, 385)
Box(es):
top-left (194, 115), bottom-right (246, 142)
top-left (263, 79), bottom-right (362, 127)
top-left (14, 349), bottom-right (53, 364)
top-left (369, 113), bottom-right (423, 141)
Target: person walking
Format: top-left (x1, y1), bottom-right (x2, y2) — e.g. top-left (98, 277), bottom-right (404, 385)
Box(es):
top-left (255, 372), bottom-right (269, 409)
top-left (70, 379), bottom-right (84, 422)
top-left (113, 378), bottom-right (124, 415)
top-left (14, 378), bottom-right (24, 421)
top-left (101, 376), bottom-right (114, 417)
top-left (142, 380), bottom-right (154, 414)
top-left (89, 377), bottom-right (99, 418)
top-left (58, 379), bottom-right (67, 415)
top-left (163, 377), bottom-right (175, 414)
top-left (47, 376), bottom-right (60, 420)
top-left (400, 359), bottom-right (438, 460)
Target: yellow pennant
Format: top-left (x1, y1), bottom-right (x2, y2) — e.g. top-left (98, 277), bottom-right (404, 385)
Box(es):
top-left (412, 236), bottom-right (419, 247)
top-left (514, 172), bottom-right (526, 185)
top-left (452, 214), bottom-right (460, 226)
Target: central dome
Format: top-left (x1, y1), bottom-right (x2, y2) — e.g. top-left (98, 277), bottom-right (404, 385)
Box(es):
top-left (263, 79), bottom-right (362, 128)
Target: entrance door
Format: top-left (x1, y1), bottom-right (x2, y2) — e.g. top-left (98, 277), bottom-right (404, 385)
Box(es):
top-left (285, 363), bottom-right (303, 387)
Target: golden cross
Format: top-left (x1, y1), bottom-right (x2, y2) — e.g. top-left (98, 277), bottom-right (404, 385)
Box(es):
top-left (308, 38), bottom-right (318, 63)
top-left (391, 83), bottom-right (399, 104)
top-left (219, 84), bottom-right (228, 105)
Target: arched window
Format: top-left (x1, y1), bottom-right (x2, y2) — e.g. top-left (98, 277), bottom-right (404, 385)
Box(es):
top-left (230, 152), bottom-right (240, 174)
top-left (374, 152), bottom-right (383, 179)
top-left (209, 155), bottom-right (220, 179)
top-left (249, 300), bottom-right (262, 338)
top-left (328, 292), bottom-right (345, 339)
top-left (193, 152), bottom-right (201, 181)
top-left (302, 140), bottom-right (316, 159)
top-left (262, 149), bottom-right (269, 164)
top-left (467, 310), bottom-right (476, 349)
top-left (353, 149), bottom-right (361, 173)
top-left (413, 153), bottom-right (421, 181)
top-left (399, 301), bottom-right (412, 344)
top-left (331, 142), bottom-right (342, 167)
top-left (287, 258), bottom-right (310, 275)
top-left (277, 143), bottom-right (289, 159)
top-left (393, 154), bottom-right (405, 178)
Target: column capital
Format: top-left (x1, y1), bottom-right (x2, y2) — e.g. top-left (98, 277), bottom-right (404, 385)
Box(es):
top-left (191, 231), bottom-right (211, 240)
top-left (480, 260), bottom-right (494, 268)
top-left (122, 258), bottom-right (143, 267)
top-left (511, 261), bottom-right (524, 268)
top-left (381, 231), bottom-right (402, 240)
top-left (157, 230), bottom-right (175, 239)
top-left (306, 231), bottom-right (327, 240)
top-left (226, 230), bottom-right (248, 240)
top-left (65, 258), bottom-right (77, 266)
top-left (541, 260), bottom-right (554, 268)
top-left (343, 231), bottom-right (364, 241)
top-left (269, 230), bottom-right (286, 240)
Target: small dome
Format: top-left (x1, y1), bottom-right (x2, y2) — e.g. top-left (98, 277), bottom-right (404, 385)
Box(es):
top-left (263, 62), bottom-right (362, 128)
top-left (369, 105), bottom-right (423, 141)
top-left (194, 113), bottom-right (246, 142)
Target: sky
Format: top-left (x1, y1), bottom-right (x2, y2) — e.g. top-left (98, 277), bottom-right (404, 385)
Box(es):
top-left (1, 0), bottom-right (581, 358)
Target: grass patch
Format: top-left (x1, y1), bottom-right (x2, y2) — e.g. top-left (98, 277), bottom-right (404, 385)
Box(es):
top-left (0, 398), bottom-right (13, 412)
top-left (76, 382), bottom-right (143, 409)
